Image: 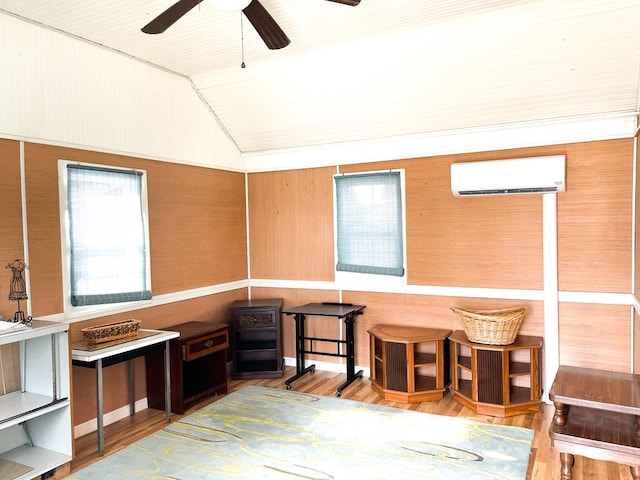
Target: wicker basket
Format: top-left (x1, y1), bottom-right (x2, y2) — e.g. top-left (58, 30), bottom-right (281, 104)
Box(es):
top-left (82, 318), bottom-right (141, 344)
top-left (450, 306), bottom-right (527, 345)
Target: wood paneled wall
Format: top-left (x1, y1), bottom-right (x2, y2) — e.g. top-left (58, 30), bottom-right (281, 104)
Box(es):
top-left (24, 143), bottom-right (248, 316)
top-left (405, 156), bottom-right (543, 289)
top-left (0, 140), bottom-right (249, 425)
top-left (557, 140), bottom-right (633, 293)
top-left (249, 139), bottom-right (635, 375)
top-left (0, 135), bottom-right (635, 429)
top-left (146, 161), bottom-right (247, 292)
top-left (637, 135), bottom-right (640, 298)
top-left (248, 168), bottom-right (335, 280)
top-left (558, 303), bottom-right (632, 373)
top-left (337, 140), bottom-right (633, 291)
top-left (635, 310), bottom-right (640, 375)
top-left (634, 132), bottom-right (640, 374)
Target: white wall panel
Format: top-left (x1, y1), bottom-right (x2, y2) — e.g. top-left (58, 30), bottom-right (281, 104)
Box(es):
top-left (0, 13), bottom-right (240, 169)
top-left (241, 113), bottom-right (637, 172)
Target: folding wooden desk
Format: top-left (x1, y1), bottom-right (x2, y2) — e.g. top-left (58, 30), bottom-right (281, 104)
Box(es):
top-left (282, 302), bottom-right (365, 397)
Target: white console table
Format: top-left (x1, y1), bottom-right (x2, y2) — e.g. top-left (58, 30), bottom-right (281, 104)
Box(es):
top-left (71, 329), bottom-right (178, 455)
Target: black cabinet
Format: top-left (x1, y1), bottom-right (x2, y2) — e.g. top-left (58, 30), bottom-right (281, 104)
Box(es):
top-left (229, 299), bottom-right (283, 379)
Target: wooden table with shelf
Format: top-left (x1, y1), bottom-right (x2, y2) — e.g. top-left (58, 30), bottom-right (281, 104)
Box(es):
top-left (368, 325), bottom-right (451, 403)
top-left (449, 330), bottom-right (542, 417)
top-left (549, 365), bottom-right (640, 480)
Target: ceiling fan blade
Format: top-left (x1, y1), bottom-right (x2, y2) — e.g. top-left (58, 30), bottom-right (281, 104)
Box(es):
top-left (142, 0), bottom-right (203, 34)
top-left (325, 0), bottom-right (361, 5)
top-left (242, 0), bottom-right (290, 50)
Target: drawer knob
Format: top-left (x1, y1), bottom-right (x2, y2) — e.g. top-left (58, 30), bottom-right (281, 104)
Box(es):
top-left (204, 339), bottom-right (214, 348)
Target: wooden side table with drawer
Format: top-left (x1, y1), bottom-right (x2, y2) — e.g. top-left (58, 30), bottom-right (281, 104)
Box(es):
top-left (229, 298), bottom-right (283, 379)
top-left (146, 321), bottom-right (229, 414)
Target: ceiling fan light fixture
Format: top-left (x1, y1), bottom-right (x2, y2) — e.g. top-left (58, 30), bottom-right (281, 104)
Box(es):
top-left (210, 0), bottom-right (252, 11)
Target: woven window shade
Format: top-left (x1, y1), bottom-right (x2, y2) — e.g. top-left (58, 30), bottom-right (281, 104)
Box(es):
top-left (335, 172), bottom-right (404, 277)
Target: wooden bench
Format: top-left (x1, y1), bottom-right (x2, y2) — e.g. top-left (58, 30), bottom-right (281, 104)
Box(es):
top-left (549, 365), bottom-right (640, 479)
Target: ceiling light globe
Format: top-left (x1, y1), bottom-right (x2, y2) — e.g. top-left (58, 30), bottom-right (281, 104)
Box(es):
top-left (210, 0), bottom-right (252, 11)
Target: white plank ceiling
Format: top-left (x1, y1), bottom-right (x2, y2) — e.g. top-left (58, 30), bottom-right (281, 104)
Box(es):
top-left (1, 0), bottom-right (639, 153)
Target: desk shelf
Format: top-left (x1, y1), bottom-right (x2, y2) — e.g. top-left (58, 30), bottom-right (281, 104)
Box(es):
top-left (283, 303), bottom-right (365, 397)
top-left (0, 320), bottom-right (71, 480)
top-left (368, 325), bottom-right (451, 403)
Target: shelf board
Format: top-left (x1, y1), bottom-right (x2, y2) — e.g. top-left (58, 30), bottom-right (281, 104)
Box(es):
top-left (414, 352), bottom-right (436, 366)
top-left (510, 385), bottom-right (533, 404)
top-left (0, 393), bottom-right (69, 430)
top-left (1, 444), bottom-right (71, 480)
top-left (458, 378), bottom-right (472, 398)
top-left (237, 360), bottom-right (279, 372)
top-left (0, 320), bottom-right (67, 347)
top-left (415, 375), bottom-right (437, 391)
top-left (509, 361), bottom-right (532, 376)
top-left (237, 341), bottom-right (276, 350)
top-left (457, 356), bottom-right (472, 370)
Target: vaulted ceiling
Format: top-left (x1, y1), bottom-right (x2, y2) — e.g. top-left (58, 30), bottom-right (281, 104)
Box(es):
top-left (1, 0), bottom-right (639, 154)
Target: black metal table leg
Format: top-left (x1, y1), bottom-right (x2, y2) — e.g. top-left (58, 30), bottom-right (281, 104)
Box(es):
top-left (284, 313), bottom-right (315, 389)
top-left (335, 312), bottom-right (363, 396)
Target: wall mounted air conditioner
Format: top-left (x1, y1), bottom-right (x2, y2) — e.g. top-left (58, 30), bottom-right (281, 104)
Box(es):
top-left (450, 155), bottom-right (566, 197)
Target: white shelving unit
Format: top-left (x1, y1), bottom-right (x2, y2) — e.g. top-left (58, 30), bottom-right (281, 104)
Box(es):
top-left (0, 320), bottom-right (72, 479)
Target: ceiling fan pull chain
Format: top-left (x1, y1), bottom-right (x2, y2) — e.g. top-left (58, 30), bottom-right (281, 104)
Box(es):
top-left (240, 13), bottom-right (246, 69)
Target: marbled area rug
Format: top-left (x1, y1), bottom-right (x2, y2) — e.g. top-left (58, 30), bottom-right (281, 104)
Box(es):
top-left (65, 385), bottom-right (533, 480)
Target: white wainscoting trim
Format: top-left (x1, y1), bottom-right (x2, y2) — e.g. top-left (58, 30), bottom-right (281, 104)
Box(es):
top-left (74, 398), bottom-right (148, 439)
top-left (37, 280), bottom-right (249, 324)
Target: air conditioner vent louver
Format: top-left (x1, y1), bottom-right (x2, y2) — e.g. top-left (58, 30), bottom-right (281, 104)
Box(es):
top-left (451, 156), bottom-right (565, 197)
top-left (457, 186), bottom-right (560, 196)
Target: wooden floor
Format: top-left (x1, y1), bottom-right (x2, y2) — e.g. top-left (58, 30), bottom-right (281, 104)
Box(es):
top-left (67, 367), bottom-right (637, 480)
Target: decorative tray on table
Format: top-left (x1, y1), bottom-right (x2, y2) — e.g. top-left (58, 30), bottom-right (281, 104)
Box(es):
top-left (81, 318), bottom-right (141, 345)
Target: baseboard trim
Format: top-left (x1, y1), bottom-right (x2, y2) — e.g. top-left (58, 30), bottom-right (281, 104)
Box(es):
top-left (74, 398), bottom-right (148, 439)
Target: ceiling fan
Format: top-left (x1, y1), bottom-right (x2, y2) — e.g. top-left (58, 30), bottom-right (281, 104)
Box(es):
top-left (142, 0), bottom-right (361, 50)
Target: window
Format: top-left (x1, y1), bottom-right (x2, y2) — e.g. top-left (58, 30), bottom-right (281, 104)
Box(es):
top-left (334, 171), bottom-right (405, 277)
top-left (63, 163), bottom-right (151, 307)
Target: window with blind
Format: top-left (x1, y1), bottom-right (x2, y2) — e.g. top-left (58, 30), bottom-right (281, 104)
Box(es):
top-left (64, 163), bottom-right (152, 307)
top-left (334, 171), bottom-right (405, 277)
